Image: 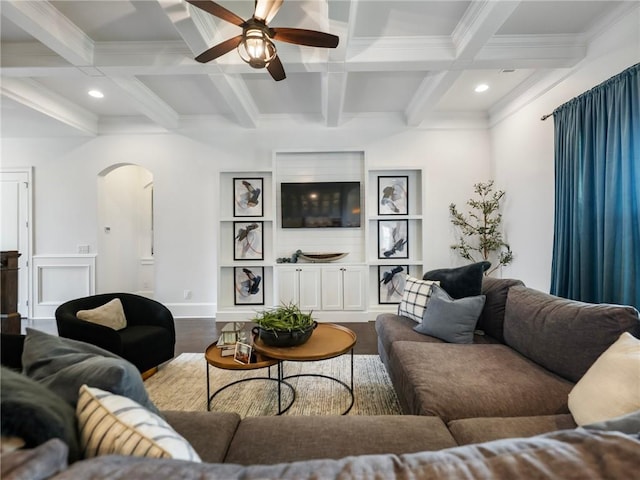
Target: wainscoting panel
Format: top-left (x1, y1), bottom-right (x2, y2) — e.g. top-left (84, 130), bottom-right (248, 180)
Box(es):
top-left (31, 255), bottom-right (96, 319)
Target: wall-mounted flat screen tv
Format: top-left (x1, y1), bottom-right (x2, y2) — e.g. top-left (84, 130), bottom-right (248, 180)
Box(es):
top-left (281, 182), bottom-right (361, 228)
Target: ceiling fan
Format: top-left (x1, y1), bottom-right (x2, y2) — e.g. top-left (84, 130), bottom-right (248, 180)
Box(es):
top-left (186, 0), bottom-right (339, 81)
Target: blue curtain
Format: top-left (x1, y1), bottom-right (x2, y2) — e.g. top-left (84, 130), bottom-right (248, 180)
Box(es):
top-left (550, 63), bottom-right (640, 308)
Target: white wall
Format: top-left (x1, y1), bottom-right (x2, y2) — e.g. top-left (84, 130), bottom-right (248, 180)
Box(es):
top-left (1, 123), bottom-right (489, 317)
top-left (490, 10), bottom-right (639, 292)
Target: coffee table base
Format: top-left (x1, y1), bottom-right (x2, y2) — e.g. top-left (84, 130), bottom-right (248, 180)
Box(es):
top-left (276, 348), bottom-right (355, 415)
top-left (207, 364), bottom-right (295, 415)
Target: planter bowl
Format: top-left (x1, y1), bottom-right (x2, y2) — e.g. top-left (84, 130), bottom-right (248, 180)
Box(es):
top-left (252, 322), bottom-right (318, 348)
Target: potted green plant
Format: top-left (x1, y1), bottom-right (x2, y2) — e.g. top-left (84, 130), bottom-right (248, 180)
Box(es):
top-left (251, 303), bottom-right (317, 347)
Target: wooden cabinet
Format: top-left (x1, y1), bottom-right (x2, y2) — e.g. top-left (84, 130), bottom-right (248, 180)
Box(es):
top-left (321, 266), bottom-right (366, 311)
top-left (276, 266), bottom-right (321, 311)
top-left (1, 251), bottom-right (21, 333)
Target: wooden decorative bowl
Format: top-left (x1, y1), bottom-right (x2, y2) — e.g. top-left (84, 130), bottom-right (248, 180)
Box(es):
top-left (297, 252), bottom-right (349, 263)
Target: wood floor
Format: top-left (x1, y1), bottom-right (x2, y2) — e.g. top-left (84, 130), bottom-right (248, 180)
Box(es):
top-left (23, 318), bottom-right (380, 356)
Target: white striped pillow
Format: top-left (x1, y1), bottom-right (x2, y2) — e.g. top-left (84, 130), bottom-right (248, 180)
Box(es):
top-left (398, 276), bottom-right (439, 322)
top-left (76, 385), bottom-right (201, 462)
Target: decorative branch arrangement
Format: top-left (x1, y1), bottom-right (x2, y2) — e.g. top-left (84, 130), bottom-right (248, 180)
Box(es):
top-left (449, 180), bottom-right (514, 275)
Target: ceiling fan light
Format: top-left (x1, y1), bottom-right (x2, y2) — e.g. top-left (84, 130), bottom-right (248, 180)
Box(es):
top-left (238, 28), bottom-right (277, 69)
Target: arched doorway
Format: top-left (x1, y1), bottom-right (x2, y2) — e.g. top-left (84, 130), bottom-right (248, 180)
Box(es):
top-left (97, 164), bottom-right (154, 296)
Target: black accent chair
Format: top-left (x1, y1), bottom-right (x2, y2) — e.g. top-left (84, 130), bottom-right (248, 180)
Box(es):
top-left (55, 293), bottom-right (175, 373)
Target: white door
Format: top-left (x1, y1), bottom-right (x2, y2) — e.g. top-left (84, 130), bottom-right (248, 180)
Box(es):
top-left (276, 267), bottom-right (299, 305)
top-left (1, 169), bottom-right (31, 317)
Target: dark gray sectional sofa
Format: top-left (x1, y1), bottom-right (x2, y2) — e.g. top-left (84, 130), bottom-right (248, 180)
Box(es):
top-left (3, 277), bottom-right (640, 479)
top-left (376, 276), bottom-right (640, 444)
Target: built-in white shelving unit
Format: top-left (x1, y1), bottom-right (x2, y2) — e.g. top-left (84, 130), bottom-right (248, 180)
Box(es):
top-left (216, 152), bottom-right (425, 321)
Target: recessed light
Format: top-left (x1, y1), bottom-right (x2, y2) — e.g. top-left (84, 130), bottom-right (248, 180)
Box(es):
top-left (88, 89), bottom-right (104, 98)
top-left (474, 84), bottom-right (489, 93)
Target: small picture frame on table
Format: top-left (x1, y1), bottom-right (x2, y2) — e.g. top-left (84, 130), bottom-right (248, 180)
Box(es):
top-left (234, 221), bottom-right (263, 260)
top-left (378, 265), bottom-right (409, 304)
top-left (234, 177), bottom-right (263, 217)
top-left (378, 176), bottom-right (408, 215)
top-left (234, 267), bottom-right (264, 305)
top-left (378, 219), bottom-right (409, 259)
top-left (234, 342), bottom-right (252, 364)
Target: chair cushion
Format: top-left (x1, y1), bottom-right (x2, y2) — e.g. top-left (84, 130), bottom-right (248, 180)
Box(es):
top-left (21, 329), bottom-right (159, 415)
top-left (76, 298), bottom-right (127, 331)
top-left (423, 261), bottom-right (490, 299)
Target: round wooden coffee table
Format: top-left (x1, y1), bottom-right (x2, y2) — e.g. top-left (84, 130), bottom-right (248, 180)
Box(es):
top-left (252, 323), bottom-right (357, 414)
top-left (204, 343), bottom-right (294, 414)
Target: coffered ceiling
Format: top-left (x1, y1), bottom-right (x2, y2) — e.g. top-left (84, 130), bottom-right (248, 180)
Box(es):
top-left (0, 0), bottom-right (636, 137)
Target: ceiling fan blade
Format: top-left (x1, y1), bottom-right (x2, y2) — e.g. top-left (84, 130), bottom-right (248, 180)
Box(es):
top-left (267, 55), bottom-right (286, 81)
top-left (254, 0), bottom-right (284, 23)
top-left (186, 0), bottom-right (245, 27)
top-left (271, 28), bottom-right (339, 48)
top-left (195, 35), bottom-right (243, 63)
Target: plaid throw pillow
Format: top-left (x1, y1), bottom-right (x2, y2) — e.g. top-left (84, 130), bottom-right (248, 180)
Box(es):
top-left (398, 276), bottom-right (439, 322)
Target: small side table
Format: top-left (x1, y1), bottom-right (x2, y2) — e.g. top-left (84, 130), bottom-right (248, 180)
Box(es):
top-left (204, 343), bottom-right (294, 414)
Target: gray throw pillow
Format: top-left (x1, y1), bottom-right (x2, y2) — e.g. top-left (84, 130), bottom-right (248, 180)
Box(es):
top-left (414, 284), bottom-right (486, 344)
top-left (21, 328), bottom-right (159, 415)
top-left (582, 410), bottom-right (640, 435)
top-left (1, 367), bottom-right (80, 462)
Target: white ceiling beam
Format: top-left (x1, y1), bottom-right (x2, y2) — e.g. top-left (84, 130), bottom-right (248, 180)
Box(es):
top-left (324, 70), bottom-right (348, 127)
top-left (157, 0), bottom-right (256, 128)
top-left (406, 0), bottom-right (521, 126)
top-left (1, 0), bottom-right (94, 66)
top-left (1, 77), bottom-right (97, 135)
top-left (405, 70), bottom-right (462, 127)
top-left (109, 76), bottom-right (179, 130)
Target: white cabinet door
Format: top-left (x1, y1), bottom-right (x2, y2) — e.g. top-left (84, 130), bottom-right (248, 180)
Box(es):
top-left (298, 268), bottom-right (322, 311)
top-left (321, 267), bottom-right (344, 310)
top-left (321, 266), bottom-right (366, 311)
top-left (276, 267), bottom-right (299, 305)
top-left (342, 267), bottom-right (366, 311)
top-left (276, 267), bottom-right (321, 311)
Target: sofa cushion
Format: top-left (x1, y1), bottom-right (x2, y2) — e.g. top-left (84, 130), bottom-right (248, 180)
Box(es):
top-left (413, 284), bottom-right (485, 344)
top-left (568, 332), bottom-right (640, 426)
top-left (162, 411), bottom-right (241, 464)
top-left (503, 287), bottom-right (640, 382)
top-left (76, 299), bottom-right (127, 331)
top-left (423, 261), bottom-right (490, 299)
top-left (76, 386), bottom-right (200, 462)
top-left (51, 430), bottom-right (640, 480)
top-left (21, 328), bottom-right (159, 414)
top-left (387, 341), bottom-right (573, 421)
top-left (477, 277), bottom-right (524, 342)
top-left (223, 415), bottom-right (457, 465)
top-left (0, 367), bottom-right (80, 462)
top-left (447, 414), bottom-right (577, 445)
top-left (397, 276), bottom-right (439, 322)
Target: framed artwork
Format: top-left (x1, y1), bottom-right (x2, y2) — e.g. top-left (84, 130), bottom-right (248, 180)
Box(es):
top-left (234, 342), bottom-right (252, 364)
top-left (378, 219), bottom-right (409, 259)
top-left (378, 176), bottom-right (408, 215)
top-left (234, 267), bottom-right (264, 305)
top-left (378, 265), bottom-right (409, 304)
top-left (233, 177), bottom-right (263, 217)
top-left (233, 221), bottom-right (263, 260)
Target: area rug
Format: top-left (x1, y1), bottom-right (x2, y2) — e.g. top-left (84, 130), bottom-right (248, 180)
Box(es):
top-left (145, 353), bottom-right (402, 417)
